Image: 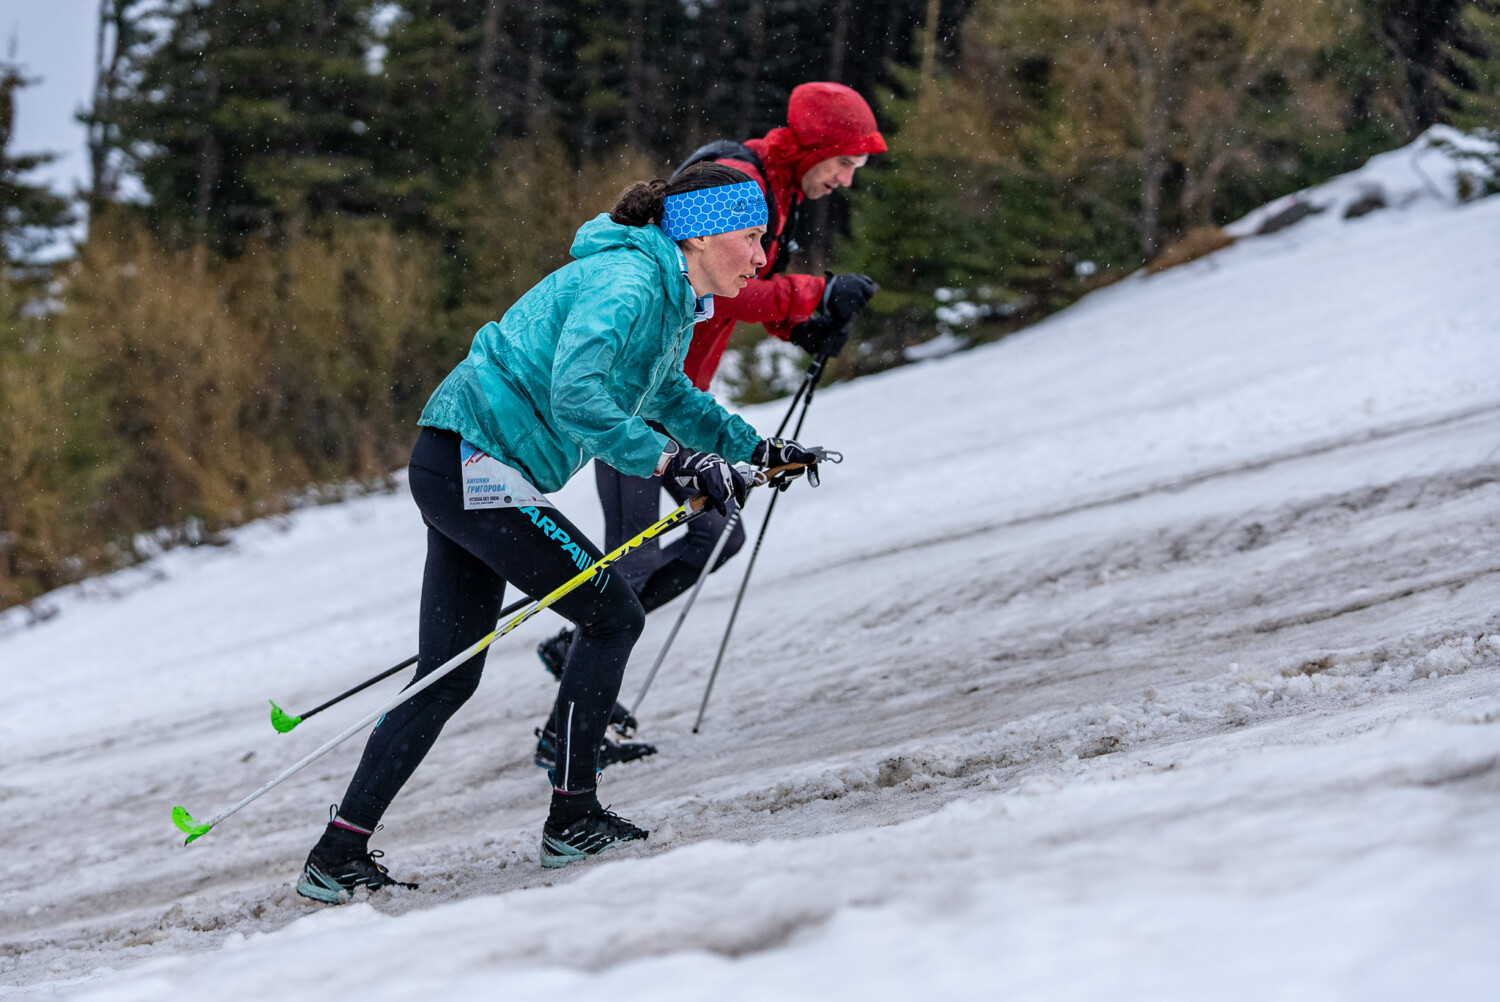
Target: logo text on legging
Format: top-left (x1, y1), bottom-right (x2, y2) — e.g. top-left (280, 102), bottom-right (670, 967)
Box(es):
top-left (518, 506), bottom-right (594, 570)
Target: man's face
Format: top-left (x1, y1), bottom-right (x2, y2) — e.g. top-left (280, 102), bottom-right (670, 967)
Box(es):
top-left (800, 154), bottom-right (869, 199)
top-left (685, 225), bottom-right (769, 297)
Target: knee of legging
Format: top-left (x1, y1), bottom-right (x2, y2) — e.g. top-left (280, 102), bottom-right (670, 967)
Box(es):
top-left (417, 659), bottom-right (484, 708)
top-left (577, 589), bottom-right (645, 645)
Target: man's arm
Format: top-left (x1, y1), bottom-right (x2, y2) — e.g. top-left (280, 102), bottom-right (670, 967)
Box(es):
top-left (714, 272), bottom-right (825, 337)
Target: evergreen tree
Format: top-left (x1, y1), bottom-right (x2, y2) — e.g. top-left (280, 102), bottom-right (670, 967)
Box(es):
top-left (1446, 2), bottom-right (1500, 130)
top-left (0, 62), bottom-right (72, 265)
top-left (1372, 0), bottom-right (1482, 132)
top-left (366, 1), bottom-right (500, 208)
top-left (107, 0), bottom-right (385, 249)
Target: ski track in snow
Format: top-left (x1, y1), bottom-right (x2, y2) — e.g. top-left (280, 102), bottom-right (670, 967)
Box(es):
top-left (2, 135), bottom-right (1499, 998)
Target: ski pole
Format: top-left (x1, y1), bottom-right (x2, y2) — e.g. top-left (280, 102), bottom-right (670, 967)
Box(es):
top-left (629, 507), bottom-right (741, 717)
top-left (268, 595), bottom-right (533, 734)
top-left (694, 353), bottom-right (832, 733)
top-left (628, 359), bottom-right (824, 718)
top-left (172, 465), bottom-right (804, 844)
top-left (773, 355), bottom-right (822, 437)
top-left (172, 494), bottom-right (715, 846)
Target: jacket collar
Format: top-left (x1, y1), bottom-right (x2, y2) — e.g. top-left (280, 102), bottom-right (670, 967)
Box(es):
top-left (674, 245), bottom-right (715, 323)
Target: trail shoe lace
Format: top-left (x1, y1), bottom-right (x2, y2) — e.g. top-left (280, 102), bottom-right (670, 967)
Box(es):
top-left (533, 726), bottom-right (656, 772)
top-left (540, 806), bottom-right (649, 868)
top-left (296, 847), bottom-right (417, 904)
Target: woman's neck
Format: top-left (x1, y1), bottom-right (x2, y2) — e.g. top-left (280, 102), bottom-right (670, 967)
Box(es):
top-left (678, 246), bottom-right (714, 298)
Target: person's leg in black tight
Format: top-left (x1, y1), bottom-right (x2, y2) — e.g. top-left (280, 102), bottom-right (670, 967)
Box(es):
top-left (441, 498), bottom-right (646, 820)
top-left (307, 429), bottom-right (643, 875)
top-left (633, 474), bottom-right (747, 613)
top-left (415, 466), bottom-right (645, 798)
top-left (330, 524), bottom-right (504, 834)
top-left (526, 525), bottom-right (645, 793)
top-left (537, 460), bottom-right (663, 729)
top-left (302, 484), bottom-right (507, 891)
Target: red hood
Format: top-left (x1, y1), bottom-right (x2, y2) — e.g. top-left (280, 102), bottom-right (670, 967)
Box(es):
top-left (745, 82), bottom-right (887, 199)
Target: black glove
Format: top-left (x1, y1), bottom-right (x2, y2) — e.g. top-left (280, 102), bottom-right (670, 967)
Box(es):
top-left (788, 314), bottom-right (847, 357)
top-left (788, 274), bottom-right (878, 357)
top-left (822, 273), bottom-right (878, 327)
top-left (752, 437), bottom-right (825, 489)
top-left (663, 447), bottom-right (748, 515)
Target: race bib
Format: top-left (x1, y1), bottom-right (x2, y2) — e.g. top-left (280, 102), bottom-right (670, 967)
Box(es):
top-left (460, 440), bottom-right (553, 510)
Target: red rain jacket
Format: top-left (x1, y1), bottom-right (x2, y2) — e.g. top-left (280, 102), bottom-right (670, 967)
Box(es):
top-left (681, 82), bottom-right (887, 390)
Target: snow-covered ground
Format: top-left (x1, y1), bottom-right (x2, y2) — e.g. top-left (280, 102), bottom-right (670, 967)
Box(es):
top-left (2, 133), bottom-right (1498, 999)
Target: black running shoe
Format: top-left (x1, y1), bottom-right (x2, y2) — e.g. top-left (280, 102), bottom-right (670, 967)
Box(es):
top-left (540, 806), bottom-right (648, 868)
top-left (533, 727), bottom-right (657, 772)
top-left (296, 847), bottom-right (417, 904)
top-left (536, 628), bottom-right (574, 680)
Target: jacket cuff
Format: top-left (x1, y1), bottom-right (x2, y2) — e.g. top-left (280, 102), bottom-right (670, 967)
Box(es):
top-left (796, 274), bottom-right (828, 320)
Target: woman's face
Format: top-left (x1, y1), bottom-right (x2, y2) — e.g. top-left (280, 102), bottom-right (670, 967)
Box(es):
top-left (682, 225), bottom-right (768, 298)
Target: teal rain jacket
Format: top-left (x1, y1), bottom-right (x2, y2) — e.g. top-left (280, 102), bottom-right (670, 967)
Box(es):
top-left (418, 213), bottom-right (761, 493)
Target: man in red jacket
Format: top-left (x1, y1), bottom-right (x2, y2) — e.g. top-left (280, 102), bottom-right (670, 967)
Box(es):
top-left (678, 81), bottom-right (887, 390)
top-left (532, 83), bottom-right (885, 770)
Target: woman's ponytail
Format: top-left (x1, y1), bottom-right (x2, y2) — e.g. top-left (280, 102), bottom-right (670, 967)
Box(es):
top-left (610, 179), bottom-right (669, 226)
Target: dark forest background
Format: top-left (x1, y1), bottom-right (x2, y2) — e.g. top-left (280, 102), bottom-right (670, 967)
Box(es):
top-left (1, 0), bottom-right (1497, 609)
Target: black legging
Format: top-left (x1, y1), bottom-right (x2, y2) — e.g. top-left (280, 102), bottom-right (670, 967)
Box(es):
top-left (335, 428), bottom-right (646, 830)
top-left (594, 457), bottom-right (745, 599)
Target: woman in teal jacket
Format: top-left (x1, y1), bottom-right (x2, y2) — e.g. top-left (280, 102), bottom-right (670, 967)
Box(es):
top-left (295, 163), bottom-right (828, 903)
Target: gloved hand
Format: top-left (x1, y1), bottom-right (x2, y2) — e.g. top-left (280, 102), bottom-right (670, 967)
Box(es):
top-left (788, 314), bottom-right (846, 357)
top-left (788, 273), bottom-right (878, 357)
top-left (822, 273), bottom-right (878, 327)
top-left (664, 447), bottom-right (748, 515)
top-left (752, 437), bottom-right (825, 490)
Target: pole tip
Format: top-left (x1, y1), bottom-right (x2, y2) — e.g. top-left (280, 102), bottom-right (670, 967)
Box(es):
top-left (269, 700), bottom-right (301, 734)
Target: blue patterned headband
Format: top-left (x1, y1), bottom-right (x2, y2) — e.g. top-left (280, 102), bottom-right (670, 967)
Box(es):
top-left (659, 181), bottom-right (767, 241)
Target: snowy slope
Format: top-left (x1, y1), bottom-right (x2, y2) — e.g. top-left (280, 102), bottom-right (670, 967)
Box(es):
top-left (2, 133), bottom-right (1498, 999)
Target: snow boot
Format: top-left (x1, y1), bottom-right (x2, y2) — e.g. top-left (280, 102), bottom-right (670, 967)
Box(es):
top-left (540, 798), bottom-right (648, 869)
top-left (533, 726), bottom-right (657, 772)
top-left (296, 846), bottom-right (417, 904)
